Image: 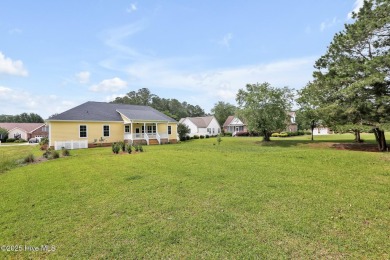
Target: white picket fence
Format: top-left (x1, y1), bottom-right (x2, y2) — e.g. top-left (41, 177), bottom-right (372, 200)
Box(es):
top-left (54, 140), bottom-right (88, 150)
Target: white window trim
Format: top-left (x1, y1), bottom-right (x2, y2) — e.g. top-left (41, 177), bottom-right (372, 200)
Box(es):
top-left (79, 125), bottom-right (88, 138)
top-left (124, 125), bottom-right (130, 133)
top-left (103, 125), bottom-right (110, 137)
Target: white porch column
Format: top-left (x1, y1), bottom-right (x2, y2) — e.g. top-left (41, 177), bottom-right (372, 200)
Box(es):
top-left (131, 122), bottom-right (133, 142)
top-left (167, 122), bottom-right (169, 142)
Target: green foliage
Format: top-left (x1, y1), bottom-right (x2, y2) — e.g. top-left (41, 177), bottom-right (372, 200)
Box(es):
top-left (236, 82), bottom-right (293, 141)
top-left (200, 135), bottom-right (204, 139)
top-left (0, 127), bottom-right (8, 141)
top-left (299, 0), bottom-right (390, 149)
top-left (61, 147), bottom-right (70, 157)
top-left (43, 148), bottom-right (60, 159)
top-left (178, 123), bottom-right (191, 141)
top-left (211, 101), bottom-right (237, 126)
top-left (224, 132), bottom-right (233, 137)
top-left (217, 134), bottom-right (222, 145)
top-left (193, 135), bottom-right (199, 139)
top-left (126, 144), bottom-right (132, 154)
top-left (24, 154), bottom-right (35, 163)
top-left (111, 88), bottom-right (205, 120)
top-left (0, 113), bottom-right (44, 123)
top-left (205, 135), bottom-right (210, 138)
top-left (6, 138), bottom-right (16, 143)
top-left (39, 137), bottom-right (49, 146)
top-left (14, 139), bottom-right (27, 143)
top-left (112, 143), bottom-right (120, 154)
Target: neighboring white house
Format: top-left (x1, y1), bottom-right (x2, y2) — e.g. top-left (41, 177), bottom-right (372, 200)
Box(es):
top-left (179, 116), bottom-right (221, 137)
top-left (313, 127), bottom-right (332, 135)
top-left (223, 116), bottom-right (247, 134)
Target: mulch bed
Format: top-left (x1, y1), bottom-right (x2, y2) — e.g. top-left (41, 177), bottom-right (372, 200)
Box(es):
top-left (331, 143), bottom-right (381, 152)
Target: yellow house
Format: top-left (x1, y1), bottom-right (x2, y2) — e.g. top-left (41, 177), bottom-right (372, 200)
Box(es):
top-left (46, 101), bottom-right (178, 150)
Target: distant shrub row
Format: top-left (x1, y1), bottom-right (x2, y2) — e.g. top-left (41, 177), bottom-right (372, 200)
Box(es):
top-left (180, 135), bottom-right (211, 141)
top-left (5, 138), bottom-right (27, 143)
top-left (271, 131), bottom-right (311, 137)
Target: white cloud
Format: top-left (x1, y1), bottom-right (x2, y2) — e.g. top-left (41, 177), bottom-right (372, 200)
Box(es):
top-left (320, 17), bottom-right (338, 32)
top-left (0, 52), bottom-right (28, 76)
top-left (105, 93), bottom-right (126, 102)
top-left (90, 77), bottom-right (128, 92)
top-left (348, 0), bottom-right (364, 19)
top-left (126, 3), bottom-right (137, 13)
top-left (217, 33), bottom-right (233, 49)
top-left (75, 71), bottom-right (90, 84)
top-left (0, 86), bottom-right (77, 118)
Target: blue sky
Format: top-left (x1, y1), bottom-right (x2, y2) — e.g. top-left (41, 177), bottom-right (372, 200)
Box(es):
top-left (0, 0), bottom-right (363, 118)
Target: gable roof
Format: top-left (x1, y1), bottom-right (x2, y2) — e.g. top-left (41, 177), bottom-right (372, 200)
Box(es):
top-left (0, 123), bottom-right (46, 133)
top-left (223, 116), bottom-right (235, 127)
top-left (181, 116), bottom-right (215, 128)
top-left (46, 101), bottom-right (177, 122)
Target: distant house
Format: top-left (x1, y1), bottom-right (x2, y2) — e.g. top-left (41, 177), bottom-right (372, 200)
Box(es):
top-left (286, 111), bottom-right (298, 132)
top-left (179, 116), bottom-right (221, 137)
top-left (223, 116), bottom-right (247, 134)
top-left (0, 123), bottom-right (48, 140)
top-left (46, 101), bottom-right (178, 150)
top-left (313, 127), bottom-right (332, 135)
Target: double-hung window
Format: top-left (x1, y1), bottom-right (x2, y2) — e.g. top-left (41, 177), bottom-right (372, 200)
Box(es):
top-left (80, 125), bottom-right (87, 138)
top-left (168, 126), bottom-right (172, 135)
top-left (103, 125), bottom-right (110, 137)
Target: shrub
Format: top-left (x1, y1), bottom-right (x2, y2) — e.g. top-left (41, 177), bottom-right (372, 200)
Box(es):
top-left (39, 137), bottom-right (49, 146)
top-left (271, 133), bottom-right (280, 137)
top-left (224, 132), bottom-right (232, 137)
top-left (217, 135), bottom-right (222, 145)
top-left (61, 147), bottom-right (70, 156)
top-left (193, 135), bottom-right (199, 139)
top-left (200, 135), bottom-right (205, 139)
top-left (139, 145), bottom-right (144, 152)
top-left (24, 154), bottom-right (35, 163)
top-left (279, 132), bottom-right (288, 137)
top-left (51, 150), bottom-right (60, 159)
top-left (235, 131), bottom-right (250, 137)
top-left (6, 138), bottom-right (16, 143)
top-left (112, 143), bottom-right (120, 154)
top-left (126, 144), bottom-right (132, 154)
top-left (186, 136), bottom-right (190, 141)
top-left (133, 145), bottom-right (139, 152)
top-left (206, 135), bottom-right (210, 138)
top-left (14, 139), bottom-right (27, 143)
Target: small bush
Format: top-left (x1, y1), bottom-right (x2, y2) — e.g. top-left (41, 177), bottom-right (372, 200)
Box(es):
top-left (39, 137), bottom-right (49, 146)
top-left (217, 135), bottom-right (222, 145)
top-left (200, 135), bottom-right (205, 139)
top-left (15, 139), bottom-right (27, 143)
top-left (112, 143), bottom-right (120, 154)
top-left (61, 147), bottom-right (70, 156)
top-left (126, 144), bottom-right (132, 154)
top-left (224, 132), bottom-right (232, 137)
top-left (279, 132), bottom-right (288, 137)
top-left (51, 150), bottom-right (60, 159)
top-left (271, 133), bottom-right (280, 137)
top-left (206, 135), bottom-right (210, 138)
top-left (139, 145), bottom-right (144, 152)
top-left (6, 138), bottom-right (16, 143)
top-left (24, 154), bottom-right (35, 163)
top-left (186, 136), bottom-right (190, 141)
top-left (235, 131), bottom-right (250, 137)
top-left (193, 135), bottom-right (199, 139)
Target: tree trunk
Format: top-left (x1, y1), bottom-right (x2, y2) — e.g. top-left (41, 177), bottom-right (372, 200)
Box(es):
top-left (373, 128), bottom-right (388, 152)
top-left (263, 130), bottom-right (271, 142)
top-left (310, 120), bottom-right (315, 141)
top-left (354, 130), bottom-right (362, 143)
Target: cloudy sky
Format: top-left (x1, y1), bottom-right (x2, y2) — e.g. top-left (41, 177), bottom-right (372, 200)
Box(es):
top-left (0, 0), bottom-right (364, 118)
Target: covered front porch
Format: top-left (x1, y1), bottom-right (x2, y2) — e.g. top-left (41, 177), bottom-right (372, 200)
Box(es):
top-left (123, 121), bottom-right (171, 145)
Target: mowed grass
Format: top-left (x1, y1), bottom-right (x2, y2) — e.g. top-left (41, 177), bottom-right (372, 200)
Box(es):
top-left (0, 134), bottom-right (389, 258)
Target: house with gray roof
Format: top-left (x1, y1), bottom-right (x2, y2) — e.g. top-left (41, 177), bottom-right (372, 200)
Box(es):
top-left (179, 116), bottom-right (221, 137)
top-left (46, 101), bottom-right (178, 149)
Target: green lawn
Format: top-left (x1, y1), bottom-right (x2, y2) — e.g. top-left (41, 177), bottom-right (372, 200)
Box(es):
top-left (1, 134), bottom-right (389, 258)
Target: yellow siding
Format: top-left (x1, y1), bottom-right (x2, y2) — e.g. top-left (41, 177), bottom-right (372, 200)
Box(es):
top-left (49, 121), bottom-right (124, 145)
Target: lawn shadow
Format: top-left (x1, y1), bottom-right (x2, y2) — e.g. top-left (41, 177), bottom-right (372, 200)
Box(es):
top-left (255, 137), bottom-right (381, 152)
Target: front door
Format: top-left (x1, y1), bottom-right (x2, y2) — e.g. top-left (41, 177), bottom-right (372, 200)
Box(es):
top-left (135, 128), bottom-right (140, 138)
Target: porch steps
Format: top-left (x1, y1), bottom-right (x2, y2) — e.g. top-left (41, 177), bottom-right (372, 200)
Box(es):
top-left (148, 139), bottom-right (159, 145)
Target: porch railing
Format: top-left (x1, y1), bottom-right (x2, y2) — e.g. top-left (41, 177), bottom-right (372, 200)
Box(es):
top-left (144, 133), bottom-right (149, 145)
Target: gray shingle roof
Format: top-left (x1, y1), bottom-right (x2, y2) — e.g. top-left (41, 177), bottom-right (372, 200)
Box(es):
top-left (47, 101), bottom-right (177, 122)
top-left (182, 116), bottom-right (214, 128)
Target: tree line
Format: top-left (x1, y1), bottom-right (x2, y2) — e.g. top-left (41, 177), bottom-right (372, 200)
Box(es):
top-left (0, 113), bottom-right (44, 123)
top-left (111, 88), bottom-right (205, 120)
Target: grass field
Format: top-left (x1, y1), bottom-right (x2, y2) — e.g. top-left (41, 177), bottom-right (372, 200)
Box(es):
top-left (0, 134), bottom-right (389, 258)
